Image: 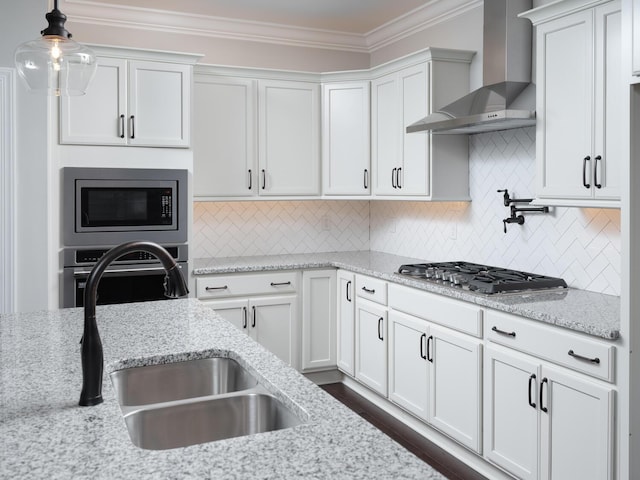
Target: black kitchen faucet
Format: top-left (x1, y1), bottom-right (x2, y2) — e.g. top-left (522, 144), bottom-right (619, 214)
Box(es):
top-left (78, 241), bottom-right (189, 406)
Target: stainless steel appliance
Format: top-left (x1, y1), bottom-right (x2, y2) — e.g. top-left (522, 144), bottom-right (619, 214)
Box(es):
top-left (62, 244), bottom-right (189, 308)
top-left (61, 167), bottom-right (189, 308)
top-left (397, 261), bottom-right (567, 294)
top-left (62, 167), bottom-right (188, 246)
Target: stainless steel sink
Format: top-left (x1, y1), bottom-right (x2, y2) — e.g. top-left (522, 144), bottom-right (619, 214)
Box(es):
top-left (123, 393), bottom-right (303, 450)
top-left (110, 357), bottom-right (258, 406)
top-left (109, 356), bottom-right (305, 450)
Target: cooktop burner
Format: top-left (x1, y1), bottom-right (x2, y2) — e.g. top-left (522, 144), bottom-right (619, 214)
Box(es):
top-left (397, 261), bottom-right (568, 294)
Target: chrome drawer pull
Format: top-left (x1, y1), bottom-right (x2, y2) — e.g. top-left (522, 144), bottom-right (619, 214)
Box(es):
top-left (270, 281), bottom-right (291, 287)
top-left (205, 285), bottom-right (228, 291)
top-left (491, 326), bottom-right (516, 337)
top-left (361, 286), bottom-right (375, 294)
top-left (568, 349), bottom-right (600, 364)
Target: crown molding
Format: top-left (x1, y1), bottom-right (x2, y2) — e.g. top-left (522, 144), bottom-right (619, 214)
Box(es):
top-left (61, 0), bottom-right (481, 54)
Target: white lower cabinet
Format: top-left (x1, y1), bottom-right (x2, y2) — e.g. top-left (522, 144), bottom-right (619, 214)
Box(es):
top-left (201, 295), bottom-right (298, 369)
top-left (388, 309), bottom-right (482, 453)
top-left (485, 343), bottom-right (615, 480)
top-left (355, 297), bottom-right (388, 396)
top-left (336, 270), bottom-right (356, 376)
top-left (301, 270), bottom-right (337, 372)
top-left (197, 271), bottom-right (299, 370)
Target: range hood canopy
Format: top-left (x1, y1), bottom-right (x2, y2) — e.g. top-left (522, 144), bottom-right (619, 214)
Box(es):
top-left (407, 0), bottom-right (535, 135)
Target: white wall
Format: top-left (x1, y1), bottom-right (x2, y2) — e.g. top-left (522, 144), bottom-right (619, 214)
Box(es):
top-left (1, 1), bottom-right (51, 312)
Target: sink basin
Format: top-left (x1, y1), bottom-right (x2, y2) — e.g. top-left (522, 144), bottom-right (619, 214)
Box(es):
top-left (123, 393), bottom-right (303, 450)
top-left (110, 357), bottom-right (258, 406)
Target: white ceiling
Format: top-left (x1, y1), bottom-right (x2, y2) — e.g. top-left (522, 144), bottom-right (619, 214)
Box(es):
top-left (77, 0), bottom-right (433, 34)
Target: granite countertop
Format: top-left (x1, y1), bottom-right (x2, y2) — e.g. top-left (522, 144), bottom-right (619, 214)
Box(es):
top-left (193, 251), bottom-right (621, 340)
top-left (0, 299), bottom-right (446, 479)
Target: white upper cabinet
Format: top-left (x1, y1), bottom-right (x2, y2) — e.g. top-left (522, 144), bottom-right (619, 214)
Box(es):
top-left (523, 0), bottom-right (622, 207)
top-left (60, 48), bottom-right (197, 148)
top-left (322, 82), bottom-right (371, 196)
top-left (371, 49), bottom-right (473, 200)
top-left (193, 68), bottom-right (320, 199)
top-left (631, 0), bottom-right (640, 76)
top-left (193, 76), bottom-right (257, 197)
top-left (258, 80), bottom-right (320, 196)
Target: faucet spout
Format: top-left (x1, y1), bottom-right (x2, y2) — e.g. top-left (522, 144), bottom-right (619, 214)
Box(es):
top-left (79, 241), bottom-right (189, 407)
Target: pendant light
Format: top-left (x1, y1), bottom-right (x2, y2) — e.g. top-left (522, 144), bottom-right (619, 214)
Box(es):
top-left (14, 0), bottom-right (97, 96)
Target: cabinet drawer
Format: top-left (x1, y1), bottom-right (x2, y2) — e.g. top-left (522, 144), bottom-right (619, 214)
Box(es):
top-left (388, 284), bottom-right (482, 337)
top-left (355, 274), bottom-right (387, 305)
top-left (196, 271), bottom-right (298, 299)
top-left (486, 309), bottom-right (615, 382)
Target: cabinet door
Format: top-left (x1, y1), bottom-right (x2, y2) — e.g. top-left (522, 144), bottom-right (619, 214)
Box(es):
top-left (484, 345), bottom-right (540, 480)
top-left (355, 298), bottom-right (387, 396)
top-left (258, 80), bottom-right (320, 195)
top-left (429, 325), bottom-right (482, 453)
top-left (193, 76), bottom-right (257, 197)
top-left (322, 82), bottom-right (371, 195)
top-left (536, 10), bottom-right (594, 199)
top-left (337, 270), bottom-right (356, 376)
top-left (371, 73), bottom-right (399, 195)
top-left (199, 298), bottom-right (249, 334)
top-left (128, 61), bottom-right (191, 147)
top-left (540, 365), bottom-right (614, 480)
top-left (398, 63), bottom-right (429, 196)
top-left (593, 3), bottom-right (622, 199)
top-left (388, 310), bottom-right (429, 420)
top-left (250, 295), bottom-right (298, 369)
top-left (301, 270), bottom-right (336, 371)
top-left (60, 57), bottom-right (127, 145)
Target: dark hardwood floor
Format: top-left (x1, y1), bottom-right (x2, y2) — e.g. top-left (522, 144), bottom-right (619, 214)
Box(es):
top-left (321, 383), bottom-right (488, 480)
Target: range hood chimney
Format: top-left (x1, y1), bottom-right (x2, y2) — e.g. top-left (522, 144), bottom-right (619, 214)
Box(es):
top-left (407, 0), bottom-right (535, 135)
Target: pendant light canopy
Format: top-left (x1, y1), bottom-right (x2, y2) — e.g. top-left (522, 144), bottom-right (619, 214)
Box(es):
top-left (14, 0), bottom-right (97, 96)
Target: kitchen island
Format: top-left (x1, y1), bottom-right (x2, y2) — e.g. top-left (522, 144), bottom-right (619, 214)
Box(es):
top-left (0, 299), bottom-right (445, 479)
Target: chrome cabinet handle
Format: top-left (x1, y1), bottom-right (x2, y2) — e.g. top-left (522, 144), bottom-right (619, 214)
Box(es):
top-left (205, 285), bottom-right (228, 291)
top-left (364, 169), bottom-right (369, 189)
top-left (119, 114), bottom-right (125, 138)
top-left (377, 317), bottom-right (384, 341)
top-left (420, 333), bottom-right (427, 360)
top-left (242, 306), bottom-right (247, 329)
top-left (361, 286), bottom-right (375, 294)
top-left (582, 155), bottom-right (591, 188)
top-left (491, 326), bottom-right (516, 337)
top-left (346, 280), bottom-right (352, 302)
top-left (568, 349), bottom-right (600, 364)
top-left (396, 167), bottom-right (402, 189)
top-left (261, 169), bottom-right (266, 190)
top-left (391, 168), bottom-right (397, 188)
top-left (540, 377), bottom-right (548, 413)
top-left (528, 374), bottom-right (537, 409)
top-left (130, 115), bottom-right (135, 139)
top-left (270, 281), bottom-right (291, 287)
top-left (248, 169), bottom-right (252, 190)
top-left (594, 155), bottom-right (602, 189)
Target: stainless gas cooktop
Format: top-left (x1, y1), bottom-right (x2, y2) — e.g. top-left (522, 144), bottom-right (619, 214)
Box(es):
top-left (397, 261), bottom-right (568, 295)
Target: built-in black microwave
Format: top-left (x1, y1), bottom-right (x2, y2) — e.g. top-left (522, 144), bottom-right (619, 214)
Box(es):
top-left (62, 167), bottom-right (188, 246)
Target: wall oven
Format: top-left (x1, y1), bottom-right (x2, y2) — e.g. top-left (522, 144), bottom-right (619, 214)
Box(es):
top-left (61, 167), bottom-right (189, 308)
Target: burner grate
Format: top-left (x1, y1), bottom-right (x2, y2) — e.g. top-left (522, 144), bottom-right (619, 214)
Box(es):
top-left (397, 261), bottom-right (567, 294)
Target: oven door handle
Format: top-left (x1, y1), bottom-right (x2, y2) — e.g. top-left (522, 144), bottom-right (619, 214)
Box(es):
top-left (72, 266), bottom-right (169, 277)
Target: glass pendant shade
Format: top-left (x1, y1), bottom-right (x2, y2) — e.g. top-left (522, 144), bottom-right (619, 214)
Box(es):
top-left (14, 2), bottom-right (97, 96)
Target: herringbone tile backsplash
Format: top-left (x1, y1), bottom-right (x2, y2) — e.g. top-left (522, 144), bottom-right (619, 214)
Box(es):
top-left (193, 127), bottom-right (621, 295)
top-left (370, 127), bottom-right (621, 295)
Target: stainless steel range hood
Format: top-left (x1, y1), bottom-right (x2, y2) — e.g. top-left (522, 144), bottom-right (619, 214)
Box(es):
top-left (407, 0), bottom-right (535, 135)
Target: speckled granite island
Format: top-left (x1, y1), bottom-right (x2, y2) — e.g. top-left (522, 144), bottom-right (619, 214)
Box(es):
top-left (193, 250), bottom-right (621, 340)
top-left (0, 299), bottom-right (446, 480)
